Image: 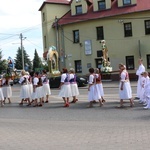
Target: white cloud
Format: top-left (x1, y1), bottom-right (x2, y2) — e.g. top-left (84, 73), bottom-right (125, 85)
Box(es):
top-left (0, 0), bottom-right (44, 60)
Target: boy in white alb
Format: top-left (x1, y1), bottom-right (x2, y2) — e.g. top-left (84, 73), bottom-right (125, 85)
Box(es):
top-left (139, 72), bottom-right (149, 104)
top-left (136, 59), bottom-right (145, 99)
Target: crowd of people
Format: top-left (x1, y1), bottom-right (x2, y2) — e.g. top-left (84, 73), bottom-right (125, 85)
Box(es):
top-left (0, 58), bottom-right (150, 109)
top-left (0, 69), bottom-right (51, 107)
top-left (135, 59), bottom-right (150, 109)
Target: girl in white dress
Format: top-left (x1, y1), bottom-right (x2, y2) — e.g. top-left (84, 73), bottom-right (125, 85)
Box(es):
top-left (0, 79), bottom-right (4, 107)
top-left (69, 68), bottom-right (79, 103)
top-left (19, 70), bottom-right (31, 106)
top-left (119, 64), bottom-right (134, 107)
top-left (139, 72), bottom-right (149, 104)
top-left (58, 68), bottom-right (72, 107)
top-left (143, 79), bottom-right (150, 109)
top-left (31, 72), bottom-right (44, 107)
top-left (41, 70), bottom-right (51, 103)
top-left (26, 71), bottom-right (33, 102)
top-left (87, 68), bottom-right (96, 108)
top-left (94, 68), bottom-right (104, 107)
top-left (31, 72), bottom-right (39, 107)
top-left (2, 76), bottom-right (12, 104)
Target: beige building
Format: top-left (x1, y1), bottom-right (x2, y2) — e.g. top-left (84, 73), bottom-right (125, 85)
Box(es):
top-left (39, 0), bottom-right (150, 80)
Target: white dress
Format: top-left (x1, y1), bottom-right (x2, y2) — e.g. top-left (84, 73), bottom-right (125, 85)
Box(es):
top-left (88, 74), bottom-right (96, 101)
top-left (136, 64), bottom-right (145, 98)
top-left (41, 75), bottom-right (51, 96)
top-left (143, 80), bottom-right (150, 108)
top-left (31, 77), bottom-right (39, 100)
top-left (95, 73), bottom-right (104, 97)
top-left (69, 73), bottom-right (79, 97)
top-left (19, 76), bottom-right (30, 99)
top-left (27, 75), bottom-right (33, 99)
top-left (119, 70), bottom-right (132, 99)
top-left (139, 76), bottom-right (149, 102)
top-left (2, 79), bottom-right (12, 98)
top-left (58, 73), bottom-right (72, 97)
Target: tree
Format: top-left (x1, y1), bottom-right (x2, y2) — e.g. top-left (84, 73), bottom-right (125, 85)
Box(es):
top-left (32, 49), bottom-right (42, 71)
top-left (0, 50), bottom-right (7, 74)
top-left (14, 47), bottom-right (32, 70)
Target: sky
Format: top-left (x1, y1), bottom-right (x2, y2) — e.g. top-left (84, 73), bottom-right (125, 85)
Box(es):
top-left (0, 0), bottom-right (45, 61)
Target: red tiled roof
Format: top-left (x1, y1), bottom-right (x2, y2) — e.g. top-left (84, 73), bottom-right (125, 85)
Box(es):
top-left (45, 0), bottom-right (71, 4)
top-left (39, 0), bottom-right (70, 11)
top-left (58, 0), bottom-right (150, 25)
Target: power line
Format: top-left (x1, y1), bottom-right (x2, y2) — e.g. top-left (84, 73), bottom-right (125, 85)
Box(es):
top-left (25, 38), bottom-right (43, 50)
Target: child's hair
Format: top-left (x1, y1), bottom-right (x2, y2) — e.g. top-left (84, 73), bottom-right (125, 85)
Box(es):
top-left (38, 77), bottom-right (43, 86)
top-left (29, 70), bottom-right (34, 77)
top-left (94, 68), bottom-right (99, 74)
top-left (89, 68), bottom-right (94, 73)
top-left (62, 68), bottom-right (68, 73)
top-left (143, 71), bottom-right (148, 76)
top-left (42, 69), bottom-right (47, 74)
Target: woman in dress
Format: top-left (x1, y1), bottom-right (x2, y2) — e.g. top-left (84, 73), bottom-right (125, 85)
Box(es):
top-left (69, 68), bottom-right (79, 103)
top-left (87, 68), bottom-right (96, 108)
top-left (119, 64), bottom-right (134, 107)
top-left (41, 70), bottom-right (51, 103)
top-left (19, 70), bottom-right (31, 106)
top-left (2, 76), bottom-right (12, 104)
top-left (58, 68), bottom-right (72, 107)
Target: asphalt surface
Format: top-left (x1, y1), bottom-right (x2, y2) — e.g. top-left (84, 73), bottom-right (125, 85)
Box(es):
top-left (0, 81), bottom-right (150, 150)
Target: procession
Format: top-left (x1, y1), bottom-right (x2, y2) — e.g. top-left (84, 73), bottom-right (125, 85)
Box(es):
top-left (0, 41), bottom-right (150, 110)
top-left (0, 57), bottom-right (149, 110)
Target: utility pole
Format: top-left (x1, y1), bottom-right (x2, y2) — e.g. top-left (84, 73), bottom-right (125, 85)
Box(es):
top-left (20, 33), bottom-right (25, 70)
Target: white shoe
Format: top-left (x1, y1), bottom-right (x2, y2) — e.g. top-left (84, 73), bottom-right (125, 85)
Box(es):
top-left (143, 103), bottom-right (147, 106)
top-left (144, 106), bottom-right (149, 109)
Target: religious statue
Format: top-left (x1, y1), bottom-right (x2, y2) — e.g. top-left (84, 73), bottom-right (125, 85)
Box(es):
top-left (101, 40), bottom-right (108, 63)
top-left (52, 55), bottom-right (56, 70)
top-left (46, 46), bottom-right (60, 76)
top-left (100, 40), bottom-right (112, 73)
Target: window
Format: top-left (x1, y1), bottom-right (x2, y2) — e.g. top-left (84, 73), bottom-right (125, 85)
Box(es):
top-left (75, 60), bottom-right (82, 73)
top-left (145, 20), bottom-right (150, 35)
top-left (73, 30), bottom-right (79, 43)
top-left (76, 5), bottom-right (82, 14)
top-left (123, 0), bottom-right (131, 5)
top-left (95, 58), bottom-right (103, 69)
top-left (97, 50), bottom-right (103, 57)
top-left (124, 23), bottom-right (132, 37)
top-left (98, 0), bottom-right (106, 10)
top-left (147, 55), bottom-right (150, 69)
top-left (126, 56), bottom-right (134, 70)
top-left (96, 26), bottom-right (104, 40)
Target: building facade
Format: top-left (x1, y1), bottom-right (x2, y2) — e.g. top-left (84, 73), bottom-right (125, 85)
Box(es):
top-left (39, 0), bottom-right (150, 80)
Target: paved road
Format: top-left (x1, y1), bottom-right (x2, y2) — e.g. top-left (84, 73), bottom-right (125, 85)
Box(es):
top-left (0, 82), bottom-right (150, 150)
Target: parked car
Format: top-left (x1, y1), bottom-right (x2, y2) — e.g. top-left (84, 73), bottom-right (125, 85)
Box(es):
top-left (49, 75), bottom-right (88, 88)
